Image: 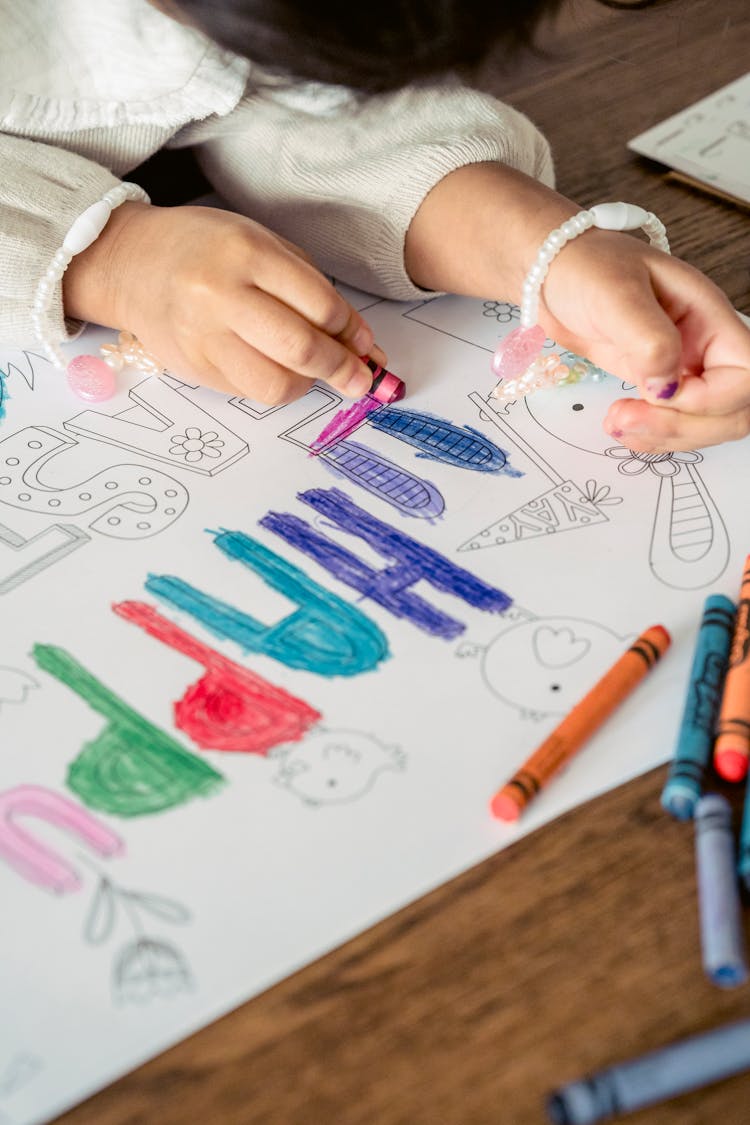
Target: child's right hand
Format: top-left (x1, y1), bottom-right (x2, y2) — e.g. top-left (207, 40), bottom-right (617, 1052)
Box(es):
top-left (62, 201), bottom-right (381, 404)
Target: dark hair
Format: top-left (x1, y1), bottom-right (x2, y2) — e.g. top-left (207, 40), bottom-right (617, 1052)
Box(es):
top-left (176, 0), bottom-right (669, 94)
top-left (174, 0), bottom-right (568, 93)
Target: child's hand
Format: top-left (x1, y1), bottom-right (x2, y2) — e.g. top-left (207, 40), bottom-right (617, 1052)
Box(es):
top-left (63, 202), bottom-right (382, 404)
top-left (540, 230), bottom-right (750, 453)
top-left (404, 162), bottom-right (750, 453)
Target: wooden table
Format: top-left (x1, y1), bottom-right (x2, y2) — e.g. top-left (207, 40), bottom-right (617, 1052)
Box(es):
top-left (58, 2), bottom-right (750, 1122)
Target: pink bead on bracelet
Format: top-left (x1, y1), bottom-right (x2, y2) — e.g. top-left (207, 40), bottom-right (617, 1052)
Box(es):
top-left (490, 202), bottom-right (670, 401)
top-left (32, 182), bottom-right (150, 402)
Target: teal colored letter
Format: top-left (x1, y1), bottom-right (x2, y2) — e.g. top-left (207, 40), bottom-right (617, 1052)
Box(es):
top-left (147, 532), bottom-right (389, 677)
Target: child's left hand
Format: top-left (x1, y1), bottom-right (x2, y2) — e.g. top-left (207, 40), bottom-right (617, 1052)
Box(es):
top-left (539, 229), bottom-right (750, 453)
top-left (405, 162), bottom-right (750, 453)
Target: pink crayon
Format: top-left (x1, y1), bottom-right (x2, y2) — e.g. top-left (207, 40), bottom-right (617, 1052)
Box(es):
top-left (0, 785), bottom-right (123, 893)
top-left (363, 358), bottom-right (405, 405)
top-left (311, 357), bottom-right (405, 453)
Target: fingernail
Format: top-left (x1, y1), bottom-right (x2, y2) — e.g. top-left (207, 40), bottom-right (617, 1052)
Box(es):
top-left (646, 378), bottom-right (679, 401)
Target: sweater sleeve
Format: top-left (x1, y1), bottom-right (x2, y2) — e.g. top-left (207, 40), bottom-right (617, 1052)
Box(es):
top-left (192, 81), bottom-right (554, 301)
top-left (0, 132), bottom-right (122, 345)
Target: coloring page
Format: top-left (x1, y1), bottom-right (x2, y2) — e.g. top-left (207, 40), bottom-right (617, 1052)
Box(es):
top-left (2, 291), bottom-right (749, 1124)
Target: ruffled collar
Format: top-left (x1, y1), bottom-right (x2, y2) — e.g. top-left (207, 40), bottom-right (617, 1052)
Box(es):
top-left (0, 0), bottom-right (251, 132)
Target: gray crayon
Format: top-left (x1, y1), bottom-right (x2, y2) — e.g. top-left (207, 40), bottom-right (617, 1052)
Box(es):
top-left (547, 1017), bottom-right (750, 1124)
top-left (694, 793), bottom-right (748, 988)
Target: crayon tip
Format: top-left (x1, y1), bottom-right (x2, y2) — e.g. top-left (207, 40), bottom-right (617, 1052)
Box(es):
top-left (714, 748), bottom-right (749, 782)
top-left (660, 789), bottom-right (695, 821)
top-left (491, 791), bottom-right (522, 822)
top-left (651, 623), bottom-right (671, 646)
top-left (711, 964), bottom-right (749, 988)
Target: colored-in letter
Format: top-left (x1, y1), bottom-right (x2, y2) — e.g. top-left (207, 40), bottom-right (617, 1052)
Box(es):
top-left (147, 534), bottom-right (389, 677)
top-left (113, 601), bottom-right (321, 753)
top-left (33, 645), bottom-right (224, 817)
top-left (0, 785), bottom-right (123, 893)
top-left (261, 487), bottom-right (511, 639)
top-left (369, 407), bottom-right (518, 474)
top-left (320, 439), bottom-right (445, 519)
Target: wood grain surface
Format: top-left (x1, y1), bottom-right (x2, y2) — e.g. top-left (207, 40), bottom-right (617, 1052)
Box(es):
top-left (56, 2), bottom-right (750, 1122)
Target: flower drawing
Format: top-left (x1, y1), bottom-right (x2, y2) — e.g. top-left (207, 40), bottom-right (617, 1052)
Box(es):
top-left (604, 447), bottom-right (702, 477)
top-left (113, 938), bottom-right (192, 1004)
top-left (83, 871), bottom-right (193, 1003)
top-left (169, 427), bottom-right (225, 464)
top-left (482, 300), bottom-right (518, 324)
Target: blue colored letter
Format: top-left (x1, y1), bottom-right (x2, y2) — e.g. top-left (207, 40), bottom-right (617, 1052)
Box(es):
top-left (260, 488), bottom-right (512, 639)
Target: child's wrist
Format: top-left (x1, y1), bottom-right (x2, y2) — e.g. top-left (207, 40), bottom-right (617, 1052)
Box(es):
top-left (404, 161), bottom-right (579, 302)
top-left (62, 199), bottom-right (154, 330)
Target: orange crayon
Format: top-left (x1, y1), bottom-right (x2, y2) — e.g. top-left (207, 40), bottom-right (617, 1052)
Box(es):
top-left (491, 624), bottom-right (671, 822)
top-left (714, 555), bottom-right (750, 782)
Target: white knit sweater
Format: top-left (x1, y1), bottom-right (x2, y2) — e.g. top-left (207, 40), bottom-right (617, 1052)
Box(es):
top-left (0, 0), bottom-right (555, 346)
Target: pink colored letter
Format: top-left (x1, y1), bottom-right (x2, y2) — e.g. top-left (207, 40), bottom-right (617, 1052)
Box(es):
top-left (0, 785), bottom-right (123, 893)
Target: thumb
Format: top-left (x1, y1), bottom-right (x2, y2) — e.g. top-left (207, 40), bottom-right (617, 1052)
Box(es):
top-left (614, 290), bottom-right (684, 404)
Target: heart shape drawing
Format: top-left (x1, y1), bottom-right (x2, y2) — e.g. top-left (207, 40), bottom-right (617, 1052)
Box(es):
top-left (532, 625), bottom-right (591, 668)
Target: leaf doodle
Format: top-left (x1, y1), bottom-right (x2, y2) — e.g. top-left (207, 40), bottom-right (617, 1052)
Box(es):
top-left (583, 479), bottom-right (623, 507)
top-left (84, 876), bottom-right (118, 946)
top-left (123, 890), bottom-right (191, 926)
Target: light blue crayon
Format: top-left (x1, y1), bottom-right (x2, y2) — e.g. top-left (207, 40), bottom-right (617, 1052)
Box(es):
top-left (694, 794), bottom-right (748, 988)
top-left (546, 1017), bottom-right (750, 1124)
top-left (661, 594), bottom-right (735, 820)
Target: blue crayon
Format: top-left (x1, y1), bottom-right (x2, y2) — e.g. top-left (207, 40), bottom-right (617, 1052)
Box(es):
top-left (737, 775), bottom-right (750, 891)
top-left (661, 594), bottom-right (735, 820)
top-left (694, 794), bottom-right (748, 988)
top-left (546, 1017), bottom-right (750, 1124)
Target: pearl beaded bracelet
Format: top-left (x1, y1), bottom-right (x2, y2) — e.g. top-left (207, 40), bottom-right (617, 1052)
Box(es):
top-left (32, 181), bottom-right (150, 401)
top-left (490, 202), bottom-right (671, 401)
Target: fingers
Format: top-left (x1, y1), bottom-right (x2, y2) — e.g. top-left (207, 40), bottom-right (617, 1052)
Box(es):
top-left (202, 325), bottom-right (392, 407)
top-left (603, 395), bottom-right (750, 453)
top-left (602, 268), bottom-right (750, 447)
top-left (369, 341), bottom-right (388, 367)
top-left (225, 286), bottom-right (374, 398)
top-left (120, 205), bottom-right (389, 408)
top-left (202, 330), bottom-right (315, 405)
top-left (244, 234), bottom-right (375, 358)
top-left (595, 273), bottom-right (685, 403)
top-left (665, 367), bottom-right (750, 417)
